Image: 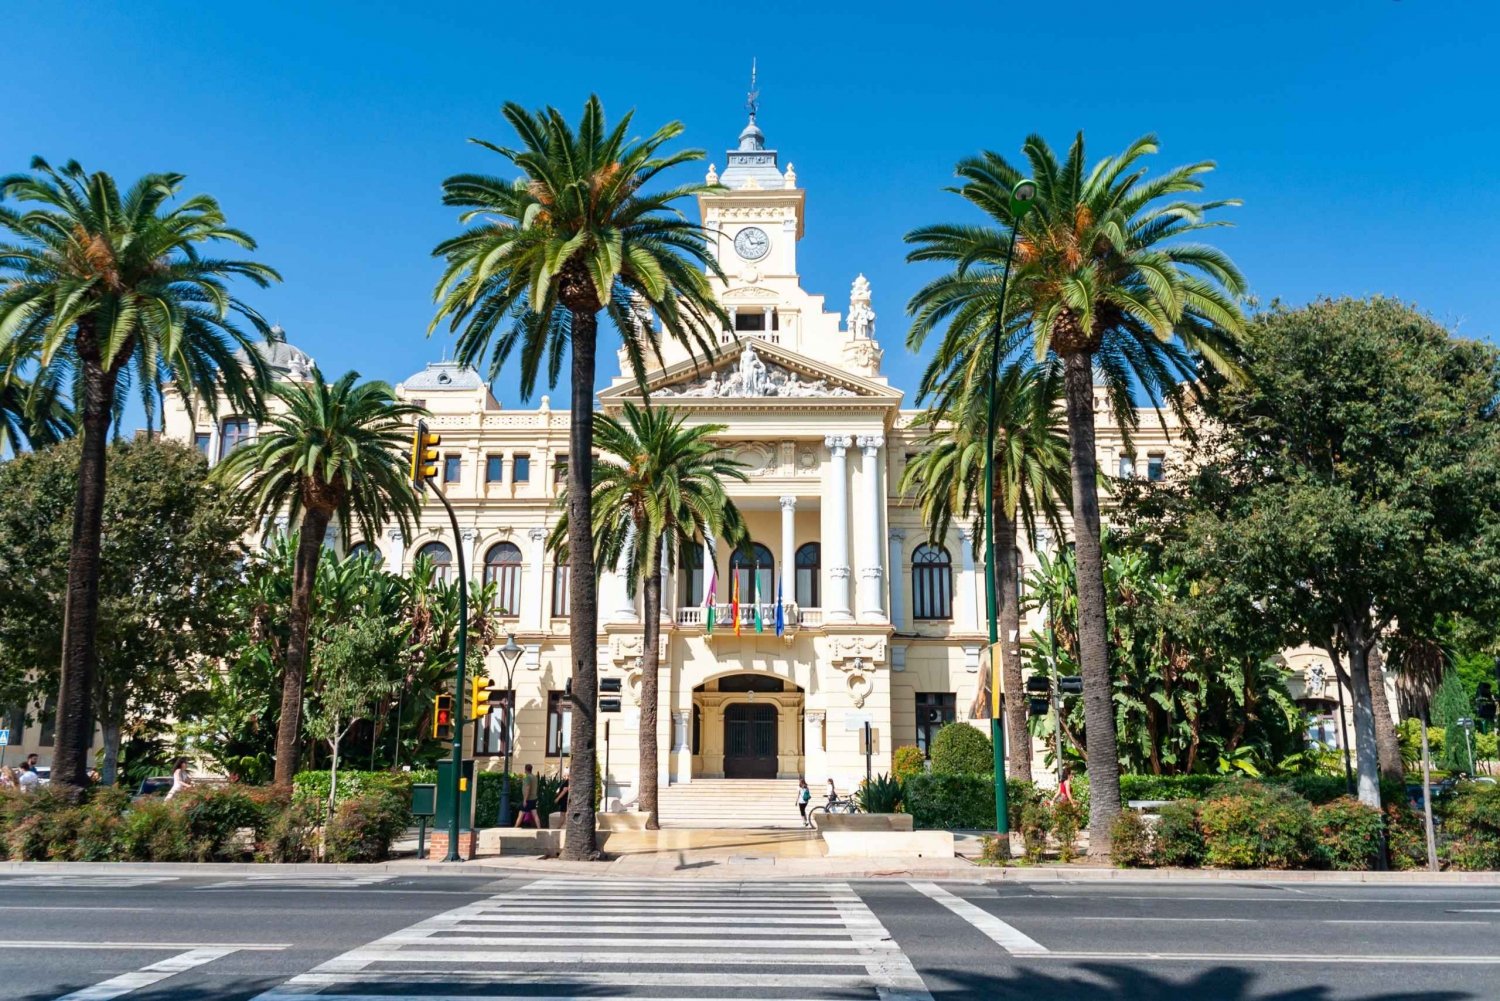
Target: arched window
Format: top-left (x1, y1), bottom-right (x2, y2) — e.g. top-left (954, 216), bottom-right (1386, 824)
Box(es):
top-left (912, 544), bottom-right (953, 620)
top-left (795, 542), bottom-right (820, 608)
top-left (219, 416), bottom-right (251, 459)
top-left (730, 542), bottom-right (775, 604)
top-left (349, 541), bottom-right (380, 563)
top-left (417, 541), bottom-right (453, 583)
top-left (484, 541), bottom-right (523, 615)
top-left (680, 544), bottom-right (704, 607)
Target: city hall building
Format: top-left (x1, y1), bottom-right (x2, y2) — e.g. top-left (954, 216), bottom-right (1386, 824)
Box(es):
top-left (136, 111), bottom-right (1355, 821)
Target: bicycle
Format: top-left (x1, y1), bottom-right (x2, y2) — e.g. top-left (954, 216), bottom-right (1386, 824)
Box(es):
top-left (806, 795), bottom-right (860, 825)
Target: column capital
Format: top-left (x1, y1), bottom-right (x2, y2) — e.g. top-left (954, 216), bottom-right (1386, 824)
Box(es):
top-left (856, 433), bottom-right (885, 455)
top-left (461, 527), bottom-right (479, 543)
top-left (387, 527), bottom-right (405, 544)
top-left (529, 526), bottom-right (549, 542)
top-left (889, 527), bottom-right (907, 542)
top-left (824, 434), bottom-right (852, 455)
top-left (958, 524), bottom-right (978, 545)
top-left (779, 495), bottom-right (798, 512)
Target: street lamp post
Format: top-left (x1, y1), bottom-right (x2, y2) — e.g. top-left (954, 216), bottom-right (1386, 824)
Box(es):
top-left (983, 178), bottom-right (1039, 835)
top-left (495, 633), bottom-right (525, 827)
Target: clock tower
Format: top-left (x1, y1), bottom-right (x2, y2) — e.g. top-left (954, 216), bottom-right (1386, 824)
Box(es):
top-left (699, 107), bottom-right (805, 287)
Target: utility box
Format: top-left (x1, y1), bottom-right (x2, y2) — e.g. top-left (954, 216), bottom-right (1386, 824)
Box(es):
top-left (435, 759), bottom-right (476, 833)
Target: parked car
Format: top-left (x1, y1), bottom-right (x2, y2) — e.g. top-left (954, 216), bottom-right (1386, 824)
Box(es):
top-left (135, 776), bottom-right (173, 798)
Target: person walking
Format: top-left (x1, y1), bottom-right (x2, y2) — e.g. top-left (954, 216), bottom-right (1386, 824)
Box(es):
top-left (516, 764), bottom-right (540, 829)
top-left (825, 777), bottom-right (838, 808)
top-left (554, 771), bottom-right (570, 817)
top-left (17, 761), bottom-right (40, 793)
top-left (165, 758), bottom-right (193, 801)
top-left (0, 767), bottom-right (14, 791)
top-left (797, 778), bottom-right (812, 827)
top-left (1052, 766), bottom-right (1074, 806)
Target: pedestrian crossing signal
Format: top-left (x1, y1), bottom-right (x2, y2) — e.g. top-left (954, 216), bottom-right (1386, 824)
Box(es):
top-left (410, 420), bottom-right (441, 490)
top-left (433, 693), bottom-right (455, 741)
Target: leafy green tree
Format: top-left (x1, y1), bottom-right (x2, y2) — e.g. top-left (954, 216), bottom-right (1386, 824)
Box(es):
top-left (900, 361), bottom-right (1070, 782)
top-left (0, 436), bottom-right (247, 783)
top-left (305, 612), bottom-right (402, 810)
top-left (1433, 670), bottom-right (1477, 775)
top-left (905, 134), bottom-right (1248, 850)
top-left (0, 159), bottom-right (278, 789)
top-left (1127, 298), bottom-right (1500, 809)
top-left (431, 97), bottom-right (725, 859)
top-left (215, 370), bottom-right (421, 786)
top-left (551, 403), bottom-right (746, 827)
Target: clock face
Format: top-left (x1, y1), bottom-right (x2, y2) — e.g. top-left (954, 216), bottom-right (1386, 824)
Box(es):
top-left (734, 226), bottom-right (770, 261)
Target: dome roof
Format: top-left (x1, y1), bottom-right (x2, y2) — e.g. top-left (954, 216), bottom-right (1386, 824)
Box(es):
top-left (397, 360), bottom-right (487, 392)
top-left (235, 325), bottom-right (316, 381)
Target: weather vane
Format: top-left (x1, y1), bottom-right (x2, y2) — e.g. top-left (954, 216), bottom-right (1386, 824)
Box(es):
top-left (746, 57), bottom-right (759, 122)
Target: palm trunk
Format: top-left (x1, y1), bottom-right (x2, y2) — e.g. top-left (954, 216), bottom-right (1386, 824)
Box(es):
top-left (273, 508), bottom-right (332, 787)
top-left (996, 513), bottom-right (1030, 783)
top-left (562, 307), bottom-right (600, 860)
top-left (1061, 352), bottom-right (1121, 855)
top-left (640, 570), bottom-right (662, 829)
top-left (1345, 628), bottom-right (1384, 811)
top-left (53, 344), bottom-right (117, 792)
top-left (1366, 646), bottom-right (1404, 784)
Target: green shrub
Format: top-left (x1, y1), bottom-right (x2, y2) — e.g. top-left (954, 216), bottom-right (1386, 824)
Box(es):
top-left (857, 773), bottom-right (904, 814)
top-left (1052, 800), bottom-right (1084, 862)
top-left (903, 773), bottom-right (989, 829)
top-left (1279, 775), bottom-right (1352, 806)
top-left (978, 833), bottom-right (1010, 864)
top-left (1311, 797), bottom-right (1384, 870)
top-left (292, 769), bottom-right (415, 812)
top-left (1198, 781), bottom-right (1316, 869)
top-left (324, 791), bottom-right (409, 862)
top-left (1119, 774), bottom-right (1226, 802)
top-left (1110, 810), bottom-right (1153, 867)
top-left (892, 745), bottom-right (925, 784)
top-left (473, 771), bottom-right (521, 827)
top-left (1443, 785), bottom-right (1500, 871)
top-left (1006, 780), bottom-right (1042, 830)
top-left (1153, 800), bottom-right (1205, 867)
top-left (929, 724), bottom-right (993, 776)
top-left (177, 785), bottom-right (273, 860)
top-left (71, 788), bottom-right (131, 861)
top-left (1384, 805), bottom-right (1430, 871)
top-left (255, 798), bottom-right (321, 862)
top-left (1019, 801), bottom-right (1052, 862)
top-left (118, 799), bottom-right (196, 861)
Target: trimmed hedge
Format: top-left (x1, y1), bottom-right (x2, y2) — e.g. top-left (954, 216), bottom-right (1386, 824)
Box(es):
top-left (902, 773), bottom-right (1039, 830)
top-left (1116, 773), bottom-right (1352, 805)
top-left (929, 724), bottom-right (994, 776)
top-left (1198, 782), bottom-right (1317, 869)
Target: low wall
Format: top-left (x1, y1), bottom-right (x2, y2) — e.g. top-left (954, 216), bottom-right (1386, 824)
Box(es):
top-left (821, 829), bottom-right (955, 858)
top-left (813, 813), bottom-right (914, 833)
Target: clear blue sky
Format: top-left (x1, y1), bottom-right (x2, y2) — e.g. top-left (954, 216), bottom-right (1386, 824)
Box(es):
top-left (5, 1), bottom-right (1496, 416)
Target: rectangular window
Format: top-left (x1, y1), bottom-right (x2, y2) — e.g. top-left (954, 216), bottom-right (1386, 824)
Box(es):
top-left (1147, 453), bottom-right (1165, 482)
top-left (546, 690), bottom-right (571, 757)
top-left (444, 455), bottom-right (461, 484)
top-left (485, 455), bottom-right (504, 483)
top-left (219, 418), bottom-right (251, 459)
top-left (554, 454), bottom-right (569, 485)
top-left (552, 564), bottom-right (571, 618)
top-left (1118, 454), bottom-right (1135, 479)
top-left (735, 311), bottom-right (766, 332)
top-left (194, 433), bottom-right (211, 456)
top-left (410, 399), bottom-right (426, 410)
top-left (473, 691), bottom-right (513, 756)
top-left (915, 692), bottom-right (957, 759)
top-left (513, 454), bottom-right (530, 482)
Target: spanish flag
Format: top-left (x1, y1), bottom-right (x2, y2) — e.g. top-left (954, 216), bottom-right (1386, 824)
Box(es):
top-left (731, 573), bottom-right (741, 636)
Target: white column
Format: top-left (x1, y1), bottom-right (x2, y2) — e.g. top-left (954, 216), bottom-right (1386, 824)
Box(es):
top-left (660, 536), bottom-right (673, 622)
top-left (856, 435), bottom-right (886, 620)
top-left (779, 495), bottom-right (797, 609)
top-left (672, 710), bottom-right (692, 784)
top-left (824, 435), bottom-right (853, 622)
top-left (611, 524), bottom-right (639, 622)
top-left (385, 528), bottom-right (406, 577)
top-left (958, 525), bottom-right (980, 633)
top-left (888, 528), bottom-right (906, 631)
top-left (525, 527), bottom-right (548, 630)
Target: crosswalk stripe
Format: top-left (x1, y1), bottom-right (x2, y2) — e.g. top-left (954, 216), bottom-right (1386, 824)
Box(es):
top-left (252, 876), bottom-right (933, 1000)
top-left (52, 948), bottom-right (235, 1001)
top-left (909, 881), bottom-right (1049, 956)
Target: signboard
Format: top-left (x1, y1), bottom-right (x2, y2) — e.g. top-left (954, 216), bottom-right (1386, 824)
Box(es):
top-left (843, 713), bottom-right (872, 732)
top-left (0, 729), bottom-right (9, 746)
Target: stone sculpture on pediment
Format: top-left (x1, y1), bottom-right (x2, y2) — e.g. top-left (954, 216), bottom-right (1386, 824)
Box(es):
top-left (655, 341), bottom-right (858, 399)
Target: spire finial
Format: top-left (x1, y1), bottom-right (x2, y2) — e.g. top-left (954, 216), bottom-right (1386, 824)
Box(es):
top-left (746, 57), bottom-right (759, 122)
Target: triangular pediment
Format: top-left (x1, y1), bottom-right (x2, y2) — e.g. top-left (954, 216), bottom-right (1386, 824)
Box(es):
top-left (601, 339), bottom-right (901, 406)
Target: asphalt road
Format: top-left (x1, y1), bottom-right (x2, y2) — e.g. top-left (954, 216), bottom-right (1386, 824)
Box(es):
top-left (2, 870), bottom-right (1497, 1000)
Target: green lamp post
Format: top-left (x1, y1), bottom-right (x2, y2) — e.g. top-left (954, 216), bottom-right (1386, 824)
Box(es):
top-left (983, 178), bottom-right (1039, 835)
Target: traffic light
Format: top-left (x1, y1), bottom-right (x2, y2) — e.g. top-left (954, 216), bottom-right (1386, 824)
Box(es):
top-left (1027, 697), bottom-right (1050, 718)
top-left (471, 676), bottom-right (496, 719)
top-left (410, 420), bottom-right (441, 490)
top-left (432, 693), bottom-right (455, 741)
top-left (1024, 676), bottom-right (1051, 695)
top-left (1057, 676), bottom-right (1084, 695)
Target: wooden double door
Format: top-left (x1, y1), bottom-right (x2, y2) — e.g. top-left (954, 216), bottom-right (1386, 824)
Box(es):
top-left (723, 702), bottom-right (779, 778)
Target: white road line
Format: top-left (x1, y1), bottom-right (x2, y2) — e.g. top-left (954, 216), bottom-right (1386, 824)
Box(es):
top-left (1032, 951), bottom-right (1500, 965)
top-left (1325, 919), bottom-right (1488, 926)
top-left (0, 906), bottom-right (152, 912)
top-left (0, 941), bottom-right (287, 951)
top-left (51, 947), bottom-right (235, 1001)
top-left (0, 876), bottom-right (178, 888)
top-left (909, 881), bottom-right (1049, 956)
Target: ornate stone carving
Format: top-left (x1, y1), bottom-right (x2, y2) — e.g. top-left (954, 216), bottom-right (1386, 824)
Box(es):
top-left (830, 635), bottom-right (886, 667)
top-left (847, 672), bottom-right (873, 709)
top-left (798, 447), bottom-right (817, 470)
top-left (805, 709), bottom-right (826, 724)
top-left (848, 273), bottom-right (875, 340)
top-left (825, 434), bottom-right (852, 455)
top-left (857, 434), bottom-right (885, 455)
top-left (784, 163), bottom-right (797, 188)
top-left (828, 566), bottom-right (851, 580)
top-left (706, 163), bottom-right (719, 184)
top-left (779, 495), bottom-right (797, 512)
top-left (656, 342), bottom-right (857, 399)
top-left (889, 528), bottom-right (907, 542)
top-left (843, 338), bottom-right (883, 373)
top-left (859, 566), bottom-right (885, 582)
top-left (529, 527), bottom-right (548, 542)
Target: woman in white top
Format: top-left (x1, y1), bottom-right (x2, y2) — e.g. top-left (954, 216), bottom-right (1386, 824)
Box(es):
top-left (165, 758), bottom-right (193, 801)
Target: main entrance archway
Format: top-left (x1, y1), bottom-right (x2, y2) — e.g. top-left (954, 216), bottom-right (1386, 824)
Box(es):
top-left (723, 703), bottom-right (779, 778)
top-left (691, 673), bottom-right (804, 779)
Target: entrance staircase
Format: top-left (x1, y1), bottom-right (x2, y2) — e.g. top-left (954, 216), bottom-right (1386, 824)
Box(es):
top-left (658, 779), bottom-right (806, 829)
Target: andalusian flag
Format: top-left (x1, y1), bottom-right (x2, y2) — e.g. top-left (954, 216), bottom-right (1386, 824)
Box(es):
top-left (704, 569), bottom-right (718, 634)
top-left (731, 573), bottom-right (741, 636)
top-left (753, 574), bottom-right (764, 633)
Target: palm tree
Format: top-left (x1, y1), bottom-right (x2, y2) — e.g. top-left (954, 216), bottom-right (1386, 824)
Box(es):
top-left (0, 159), bottom-right (277, 790)
top-left (906, 134), bottom-right (1247, 850)
top-left (551, 403), bottom-right (747, 827)
top-left (431, 96), bottom-right (725, 859)
top-left (900, 362), bottom-right (1070, 782)
top-left (215, 369), bottom-right (422, 786)
top-left (0, 366), bottom-right (73, 453)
